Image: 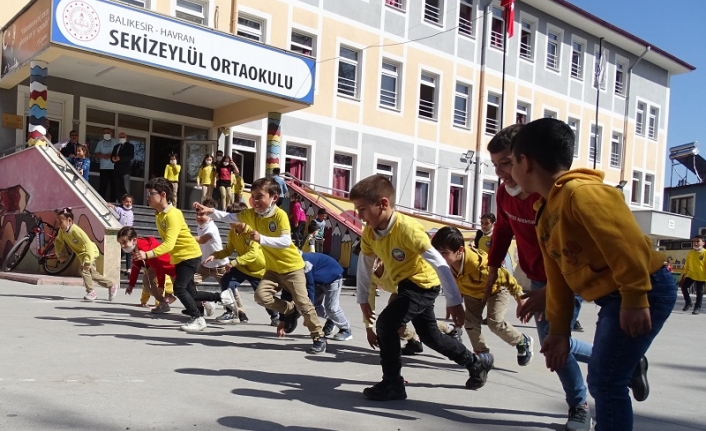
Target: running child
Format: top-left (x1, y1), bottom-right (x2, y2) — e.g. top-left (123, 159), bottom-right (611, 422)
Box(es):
top-left (351, 174), bottom-right (493, 400)
top-left (303, 252), bottom-right (352, 341)
top-left (108, 194), bottom-right (134, 275)
top-left (164, 153), bottom-right (181, 207)
top-left (194, 198), bottom-right (232, 316)
top-left (511, 118), bottom-right (675, 431)
top-left (680, 234), bottom-right (706, 315)
top-left (196, 154), bottom-right (216, 201)
top-left (54, 207), bottom-right (118, 301)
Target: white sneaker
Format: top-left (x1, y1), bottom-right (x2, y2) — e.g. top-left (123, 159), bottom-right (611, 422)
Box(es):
top-left (83, 291), bottom-right (97, 301)
top-left (203, 301), bottom-right (215, 317)
top-left (220, 290), bottom-right (235, 307)
top-left (108, 285), bottom-right (118, 301)
top-left (180, 316), bottom-right (207, 332)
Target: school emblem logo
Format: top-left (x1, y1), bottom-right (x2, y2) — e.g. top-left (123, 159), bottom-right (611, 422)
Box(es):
top-left (391, 248), bottom-right (406, 262)
top-left (160, 220), bottom-right (167, 230)
top-left (700, 255), bottom-right (704, 261)
top-left (245, 238), bottom-right (251, 246)
top-left (268, 221), bottom-right (276, 232)
top-left (62, 1), bottom-right (101, 42)
top-left (71, 237), bottom-right (79, 244)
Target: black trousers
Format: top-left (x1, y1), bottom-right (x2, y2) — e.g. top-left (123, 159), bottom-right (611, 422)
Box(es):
top-left (98, 169), bottom-right (117, 202)
top-left (174, 257), bottom-right (202, 319)
top-left (682, 277), bottom-right (704, 309)
top-left (376, 279), bottom-right (473, 378)
top-left (116, 172), bottom-right (130, 199)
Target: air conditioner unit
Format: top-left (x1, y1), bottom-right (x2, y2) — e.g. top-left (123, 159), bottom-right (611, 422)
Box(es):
top-left (700, 227), bottom-right (706, 236)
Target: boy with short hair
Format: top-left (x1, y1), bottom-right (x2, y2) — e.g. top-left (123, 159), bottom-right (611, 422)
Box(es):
top-left (474, 213), bottom-right (495, 253)
top-left (511, 118), bottom-right (676, 431)
top-left (302, 252), bottom-right (352, 341)
top-left (194, 177), bottom-right (327, 354)
top-left (351, 174), bottom-right (493, 400)
top-left (680, 235), bottom-right (706, 315)
top-left (314, 209), bottom-right (327, 253)
top-left (432, 226), bottom-right (533, 364)
top-left (301, 223), bottom-right (317, 253)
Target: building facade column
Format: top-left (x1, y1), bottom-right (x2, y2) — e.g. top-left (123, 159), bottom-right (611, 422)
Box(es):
top-left (27, 60), bottom-right (49, 147)
top-left (266, 112), bottom-right (282, 176)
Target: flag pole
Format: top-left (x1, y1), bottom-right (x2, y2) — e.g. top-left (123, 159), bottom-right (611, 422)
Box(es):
top-left (593, 37), bottom-right (604, 170)
top-left (500, 21), bottom-right (508, 128)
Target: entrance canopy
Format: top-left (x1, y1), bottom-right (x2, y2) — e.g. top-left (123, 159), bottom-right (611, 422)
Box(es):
top-left (1, 0), bottom-right (316, 127)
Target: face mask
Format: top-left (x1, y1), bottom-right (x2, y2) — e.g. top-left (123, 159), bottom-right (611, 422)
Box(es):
top-left (103, 134), bottom-right (111, 140)
top-left (170, 159), bottom-right (176, 165)
top-left (121, 243), bottom-right (136, 253)
top-left (216, 156), bottom-right (223, 162)
top-left (694, 245), bottom-right (703, 251)
top-left (118, 138), bottom-right (127, 144)
top-left (254, 201), bottom-right (277, 218)
top-left (123, 204), bottom-right (132, 210)
top-left (505, 183), bottom-right (523, 197)
top-left (205, 160), bottom-right (212, 165)
top-left (481, 227), bottom-right (493, 236)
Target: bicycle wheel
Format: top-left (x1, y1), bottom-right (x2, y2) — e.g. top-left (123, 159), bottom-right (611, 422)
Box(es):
top-left (42, 243), bottom-right (76, 275)
top-left (2, 235), bottom-right (32, 272)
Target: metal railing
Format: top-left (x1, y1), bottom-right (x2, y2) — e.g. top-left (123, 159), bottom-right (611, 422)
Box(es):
top-left (490, 30), bottom-right (504, 49)
top-left (648, 125), bottom-right (656, 139)
top-left (459, 15), bottom-right (473, 36)
top-left (453, 108), bottom-right (468, 127)
top-left (614, 80), bottom-right (625, 95)
top-left (546, 51), bottom-right (559, 70)
top-left (636, 121), bottom-right (644, 136)
top-left (396, 203), bottom-right (477, 229)
top-left (337, 76), bottom-right (357, 97)
top-left (485, 117), bottom-right (499, 134)
top-left (282, 173), bottom-right (362, 228)
top-left (385, 0), bottom-right (405, 11)
top-left (571, 61), bottom-right (582, 78)
top-left (519, 42), bottom-right (532, 59)
top-left (610, 151), bottom-right (621, 168)
top-left (418, 99), bottom-right (436, 119)
top-left (424, 1), bottom-right (442, 24)
top-left (379, 88), bottom-right (398, 108)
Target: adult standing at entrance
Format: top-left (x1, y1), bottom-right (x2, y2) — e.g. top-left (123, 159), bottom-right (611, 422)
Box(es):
top-left (94, 127), bottom-right (119, 202)
top-left (111, 131), bottom-right (135, 198)
top-left (271, 167), bottom-right (288, 207)
top-left (60, 130), bottom-right (80, 158)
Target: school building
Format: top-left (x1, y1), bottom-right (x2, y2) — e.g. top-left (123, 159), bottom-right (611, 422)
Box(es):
top-left (0, 0), bottom-right (695, 232)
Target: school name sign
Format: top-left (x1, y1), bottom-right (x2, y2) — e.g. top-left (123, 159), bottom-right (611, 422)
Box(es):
top-left (51, 0), bottom-right (315, 103)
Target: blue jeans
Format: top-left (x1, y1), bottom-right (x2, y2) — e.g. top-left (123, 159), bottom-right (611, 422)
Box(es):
top-left (531, 280), bottom-right (592, 408)
top-left (587, 267), bottom-right (676, 431)
top-left (313, 277), bottom-right (350, 330)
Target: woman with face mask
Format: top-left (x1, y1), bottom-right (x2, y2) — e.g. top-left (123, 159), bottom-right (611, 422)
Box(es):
top-left (94, 128), bottom-right (118, 202)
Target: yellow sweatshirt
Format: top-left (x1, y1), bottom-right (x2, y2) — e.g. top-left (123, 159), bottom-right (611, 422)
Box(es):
top-left (164, 164), bottom-right (181, 182)
top-left (55, 224), bottom-right (99, 265)
top-left (147, 206), bottom-right (202, 264)
top-left (211, 226), bottom-right (266, 278)
top-left (535, 169), bottom-right (665, 336)
top-left (452, 246), bottom-right (522, 299)
top-left (231, 175), bottom-right (244, 195)
top-left (684, 249), bottom-right (706, 281)
top-left (197, 165), bottom-right (215, 185)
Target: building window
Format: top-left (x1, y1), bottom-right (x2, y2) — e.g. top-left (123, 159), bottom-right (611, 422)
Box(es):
top-left (175, 0), bottom-right (207, 25)
top-left (643, 174), bottom-right (654, 206)
top-left (380, 61), bottom-right (400, 109)
top-left (291, 31), bottom-right (315, 56)
top-left (610, 132), bottom-right (622, 168)
top-left (490, 7), bottom-right (504, 49)
top-left (385, 0), bottom-right (405, 11)
top-left (589, 124), bottom-right (602, 163)
top-left (570, 41), bottom-right (583, 79)
top-left (284, 144), bottom-right (309, 181)
top-left (332, 153), bottom-right (354, 197)
top-left (232, 136), bottom-right (258, 186)
top-left (118, 0), bottom-right (149, 7)
top-left (648, 107), bottom-right (658, 140)
top-left (376, 161), bottom-right (397, 185)
top-left (414, 169), bottom-right (433, 211)
top-left (424, 0), bottom-right (443, 25)
top-left (568, 117), bottom-right (580, 158)
top-left (516, 102), bottom-right (530, 125)
top-left (337, 46), bottom-right (360, 98)
top-left (546, 31), bottom-right (560, 70)
top-left (454, 83), bottom-right (470, 128)
top-left (631, 171), bottom-right (642, 204)
top-left (615, 62), bottom-right (626, 96)
top-left (544, 109), bottom-right (557, 119)
top-left (670, 195), bottom-right (695, 216)
top-left (449, 174), bottom-right (466, 217)
top-left (519, 20), bottom-right (533, 60)
top-left (485, 93), bottom-right (500, 134)
top-left (237, 15), bottom-right (264, 41)
top-left (418, 73), bottom-right (438, 120)
top-left (459, 0), bottom-right (473, 37)
top-left (636, 102), bottom-right (646, 136)
top-left (481, 180), bottom-right (496, 216)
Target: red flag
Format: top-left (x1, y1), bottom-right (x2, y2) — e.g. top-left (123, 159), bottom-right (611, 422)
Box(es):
top-left (501, 0), bottom-right (515, 38)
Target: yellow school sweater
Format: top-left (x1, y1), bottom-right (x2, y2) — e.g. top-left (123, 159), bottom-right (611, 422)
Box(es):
top-left (238, 207), bottom-right (305, 273)
top-left (535, 169), bottom-right (665, 336)
top-left (55, 224), bottom-right (99, 265)
top-left (147, 206), bottom-right (202, 264)
top-left (197, 165), bottom-right (215, 185)
top-left (231, 175), bottom-right (245, 195)
top-left (164, 164), bottom-right (181, 182)
top-left (212, 226), bottom-right (266, 278)
top-left (684, 249), bottom-right (706, 281)
top-left (452, 246), bottom-right (522, 299)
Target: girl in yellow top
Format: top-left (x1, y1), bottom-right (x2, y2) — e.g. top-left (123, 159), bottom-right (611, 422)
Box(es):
top-left (231, 171), bottom-right (245, 203)
top-left (196, 154), bottom-right (215, 202)
top-left (139, 177), bottom-right (234, 333)
top-left (54, 207), bottom-right (117, 302)
top-left (164, 153), bottom-right (181, 207)
top-left (194, 176), bottom-right (326, 354)
top-left (680, 235), bottom-right (706, 314)
top-left (300, 223), bottom-right (317, 253)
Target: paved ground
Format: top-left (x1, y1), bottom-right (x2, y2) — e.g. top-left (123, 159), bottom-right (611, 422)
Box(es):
top-left (0, 278), bottom-right (702, 431)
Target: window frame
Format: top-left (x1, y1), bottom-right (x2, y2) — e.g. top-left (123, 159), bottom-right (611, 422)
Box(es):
top-left (283, 142), bottom-right (311, 182)
top-left (236, 14), bottom-right (265, 42)
top-left (418, 72), bottom-right (439, 121)
top-left (543, 109), bottom-right (557, 119)
top-left (453, 82), bottom-right (471, 129)
top-left (519, 19), bottom-right (534, 61)
top-left (413, 168), bottom-right (434, 212)
top-left (614, 57), bottom-right (627, 96)
top-left (118, 0), bottom-right (150, 8)
top-left (423, 0), bottom-right (444, 27)
top-left (290, 29), bottom-right (316, 57)
top-left (568, 117), bottom-right (580, 158)
top-left (485, 93), bottom-right (501, 135)
top-left (336, 45), bottom-right (361, 99)
top-left (636, 101), bottom-right (646, 136)
top-left (643, 173), bottom-right (654, 206)
top-left (332, 152), bottom-right (356, 197)
top-left (448, 173), bottom-right (467, 218)
top-left (570, 39), bottom-right (584, 80)
top-left (515, 101), bottom-right (531, 125)
top-left (490, 7), bottom-right (505, 50)
top-left (458, 0), bottom-right (474, 38)
top-left (648, 106), bottom-right (659, 140)
top-left (385, 0), bottom-right (406, 12)
top-left (669, 193), bottom-right (695, 216)
top-left (373, 153), bottom-right (401, 191)
top-left (631, 170), bottom-right (643, 205)
top-left (589, 124), bottom-right (602, 164)
top-left (545, 28), bottom-right (562, 72)
top-left (380, 59), bottom-right (401, 110)
top-left (610, 131), bottom-right (622, 169)
top-left (175, 0), bottom-right (208, 25)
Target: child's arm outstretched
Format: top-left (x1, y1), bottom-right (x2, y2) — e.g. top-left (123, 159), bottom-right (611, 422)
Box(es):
top-left (193, 204), bottom-right (240, 224)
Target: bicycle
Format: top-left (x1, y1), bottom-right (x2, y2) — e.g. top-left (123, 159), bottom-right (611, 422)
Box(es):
top-left (2, 213), bottom-right (76, 275)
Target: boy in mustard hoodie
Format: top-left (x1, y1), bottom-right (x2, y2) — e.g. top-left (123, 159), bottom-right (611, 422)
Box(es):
top-left (680, 235), bottom-right (706, 315)
top-left (510, 118), bottom-right (676, 431)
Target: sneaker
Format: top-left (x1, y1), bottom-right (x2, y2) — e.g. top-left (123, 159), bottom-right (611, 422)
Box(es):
top-left (630, 356), bottom-right (649, 402)
top-left (151, 302), bottom-right (170, 314)
top-left (363, 376), bottom-right (407, 401)
top-left (400, 339), bottom-right (424, 356)
top-left (573, 320), bottom-right (584, 332)
top-left (466, 352), bottom-right (494, 390)
top-left (238, 311), bottom-right (249, 323)
top-left (203, 301), bottom-right (216, 317)
top-left (308, 337), bottom-right (327, 354)
top-left (516, 334), bottom-right (533, 366)
top-left (270, 316), bottom-right (280, 327)
top-left (565, 403), bottom-right (592, 431)
top-left (220, 290), bottom-right (236, 307)
top-left (683, 303), bottom-right (692, 312)
top-left (333, 328), bottom-right (352, 341)
top-left (83, 291), bottom-right (97, 301)
top-left (323, 319), bottom-right (336, 337)
top-left (446, 323), bottom-right (463, 343)
top-left (180, 316), bottom-right (207, 332)
top-left (284, 309), bottom-right (300, 334)
top-left (693, 308), bottom-right (701, 315)
top-left (216, 311), bottom-right (236, 323)
top-left (108, 285), bottom-right (118, 301)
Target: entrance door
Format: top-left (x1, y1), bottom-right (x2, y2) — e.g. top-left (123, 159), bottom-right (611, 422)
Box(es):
top-left (182, 140), bottom-right (217, 208)
top-left (125, 132), bottom-right (148, 204)
top-left (149, 135), bottom-right (182, 206)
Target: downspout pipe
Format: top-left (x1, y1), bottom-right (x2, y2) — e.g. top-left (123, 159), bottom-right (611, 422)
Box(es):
top-left (229, 0), bottom-right (237, 34)
top-left (620, 46), bottom-right (651, 184)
